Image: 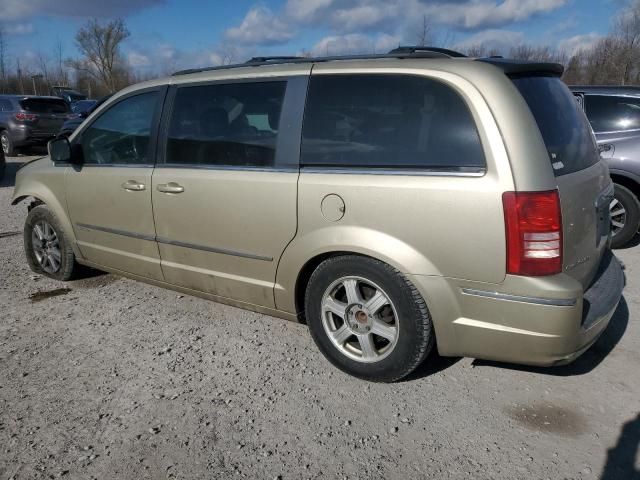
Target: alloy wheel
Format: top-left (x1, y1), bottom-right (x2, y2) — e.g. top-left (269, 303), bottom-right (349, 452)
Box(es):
top-left (31, 220), bottom-right (62, 274)
top-left (321, 276), bottom-right (399, 363)
top-left (610, 197), bottom-right (627, 238)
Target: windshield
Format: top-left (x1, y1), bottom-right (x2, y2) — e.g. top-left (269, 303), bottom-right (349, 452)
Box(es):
top-left (512, 76), bottom-right (599, 176)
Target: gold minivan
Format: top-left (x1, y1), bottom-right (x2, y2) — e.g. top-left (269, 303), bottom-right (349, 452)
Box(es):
top-left (12, 48), bottom-right (625, 381)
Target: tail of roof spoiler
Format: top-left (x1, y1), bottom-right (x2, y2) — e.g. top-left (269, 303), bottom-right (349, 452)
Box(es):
top-left (476, 58), bottom-right (564, 77)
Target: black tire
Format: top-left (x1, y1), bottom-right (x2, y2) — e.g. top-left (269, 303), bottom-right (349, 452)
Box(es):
top-left (0, 147), bottom-right (5, 180)
top-left (610, 183), bottom-right (640, 249)
top-left (304, 255), bottom-right (434, 382)
top-left (1, 130), bottom-right (15, 157)
top-left (24, 204), bottom-right (77, 281)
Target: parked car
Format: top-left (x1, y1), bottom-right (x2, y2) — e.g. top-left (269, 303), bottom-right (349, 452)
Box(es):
top-left (570, 86), bottom-right (640, 248)
top-left (51, 86), bottom-right (87, 105)
top-left (0, 142), bottom-right (4, 180)
top-left (0, 95), bottom-right (71, 156)
top-left (12, 49), bottom-right (625, 382)
top-left (60, 95), bottom-right (111, 137)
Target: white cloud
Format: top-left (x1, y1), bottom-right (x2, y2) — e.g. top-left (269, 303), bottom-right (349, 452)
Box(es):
top-left (312, 33), bottom-right (400, 56)
top-left (454, 29), bottom-right (525, 52)
top-left (285, 0), bottom-right (335, 22)
top-left (224, 6), bottom-right (295, 46)
top-left (0, 0), bottom-right (164, 20)
top-left (558, 33), bottom-right (604, 55)
top-left (127, 51), bottom-right (151, 68)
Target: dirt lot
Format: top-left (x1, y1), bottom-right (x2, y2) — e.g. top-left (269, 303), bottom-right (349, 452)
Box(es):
top-left (0, 156), bottom-right (639, 480)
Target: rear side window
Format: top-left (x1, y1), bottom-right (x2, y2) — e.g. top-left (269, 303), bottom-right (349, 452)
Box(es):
top-left (301, 74), bottom-right (485, 172)
top-left (585, 95), bottom-right (640, 132)
top-left (513, 77), bottom-right (599, 176)
top-left (20, 98), bottom-right (69, 114)
top-left (165, 81), bottom-right (286, 168)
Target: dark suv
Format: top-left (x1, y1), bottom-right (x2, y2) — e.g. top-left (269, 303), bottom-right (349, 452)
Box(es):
top-left (571, 86), bottom-right (640, 247)
top-left (0, 95), bottom-right (71, 156)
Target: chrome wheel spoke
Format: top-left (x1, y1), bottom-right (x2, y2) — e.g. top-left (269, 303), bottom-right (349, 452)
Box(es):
top-left (47, 254), bottom-right (60, 271)
top-left (33, 224), bottom-right (45, 242)
top-left (370, 318), bottom-right (397, 342)
top-left (364, 290), bottom-right (388, 315)
top-left (612, 219), bottom-right (625, 229)
top-left (330, 324), bottom-right (352, 345)
top-left (323, 296), bottom-right (347, 319)
top-left (343, 279), bottom-right (362, 304)
top-left (356, 333), bottom-right (377, 360)
top-left (610, 207), bottom-right (625, 217)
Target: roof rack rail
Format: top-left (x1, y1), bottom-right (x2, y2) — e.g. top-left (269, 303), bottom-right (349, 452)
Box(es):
top-left (245, 56), bottom-right (303, 64)
top-left (388, 46), bottom-right (467, 58)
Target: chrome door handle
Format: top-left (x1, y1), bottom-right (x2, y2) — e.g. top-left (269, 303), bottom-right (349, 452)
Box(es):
top-left (121, 180), bottom-right (146, 191)
top-left (157, 182), bottom-right (185, 194)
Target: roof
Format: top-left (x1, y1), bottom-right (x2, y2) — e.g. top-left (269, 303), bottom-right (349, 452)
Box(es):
top-left (569, 85), bottom-right (640, 95)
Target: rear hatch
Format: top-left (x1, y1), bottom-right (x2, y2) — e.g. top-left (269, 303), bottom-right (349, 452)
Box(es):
top-left (19, 98), bottom-right (70, 135)
top-left (513, 76), bottom-right (612, 289)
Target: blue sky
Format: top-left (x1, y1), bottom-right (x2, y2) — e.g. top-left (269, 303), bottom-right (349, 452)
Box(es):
top-left (0, 0), bottom-right (627, 74)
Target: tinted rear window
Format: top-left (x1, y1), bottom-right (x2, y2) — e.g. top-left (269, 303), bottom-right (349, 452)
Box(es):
top-left (513, 77), bottom-right (599, 176)
top-left (301, 74), bottom-right (485, 172)
top-left (20, 98), bottom-right (69, 114)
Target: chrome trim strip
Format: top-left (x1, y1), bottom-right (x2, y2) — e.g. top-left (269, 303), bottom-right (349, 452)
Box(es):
top-left (300, 167), bottom-right (486, 177)
top-left (76, 223), bottom-right (156, 242)
top-left (80, 164), bottom-right (155, 168)
top-left (461, 288), bottom-right (577, 307)
top-left (155, 236), bottom-right (273, 262)
top-left (76, 223), bottom-right (272, 262)
top-left (157, 163), bottom-right (298, 173)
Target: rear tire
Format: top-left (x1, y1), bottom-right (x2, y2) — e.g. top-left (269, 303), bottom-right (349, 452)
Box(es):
top-left (0, 147), bottom-right (5, 180)
top-left (24, 205), bottom-right (77, 281)
top-left (1, 130), bottom-right (15, 157)
top-left (610, 184), bottom-right (640, 249)
top-left (304, 255), bottom-right (434, 382)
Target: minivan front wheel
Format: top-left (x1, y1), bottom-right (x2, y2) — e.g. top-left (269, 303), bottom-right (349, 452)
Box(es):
top-left (305, 255), bottom-right (434, 382)
top-left (24, 205), bottom-right (77, 280)
top-left (610, 184), bottom-right (640, 249)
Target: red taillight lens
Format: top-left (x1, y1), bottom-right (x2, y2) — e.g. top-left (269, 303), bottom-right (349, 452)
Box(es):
top-left (503, 190), bottom-right (562, 276)
top-left (15, 112), bottom-right (37, 121)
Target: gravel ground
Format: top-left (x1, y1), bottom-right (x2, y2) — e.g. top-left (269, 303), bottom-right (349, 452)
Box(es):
top-left (1, 156), bottom-right (639, 480)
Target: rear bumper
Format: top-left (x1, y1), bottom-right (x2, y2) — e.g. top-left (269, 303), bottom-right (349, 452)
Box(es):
top-left (9, 124), bottom-right (58, 146)
top-left (408, 250), bottom-right (625, 366)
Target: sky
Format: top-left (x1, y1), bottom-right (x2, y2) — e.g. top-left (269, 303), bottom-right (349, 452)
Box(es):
top-left (0, 0), bottom-right (629, 74)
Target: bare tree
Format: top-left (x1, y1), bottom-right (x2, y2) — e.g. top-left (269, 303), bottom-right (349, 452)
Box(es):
top-left (71, 18), bottom-right (130, 92)
top-left (416, 15), bottom-right (432, 46)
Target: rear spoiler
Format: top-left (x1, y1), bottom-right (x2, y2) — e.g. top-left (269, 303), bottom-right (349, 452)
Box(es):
top-left (476, 58), bottom-right (564, 77)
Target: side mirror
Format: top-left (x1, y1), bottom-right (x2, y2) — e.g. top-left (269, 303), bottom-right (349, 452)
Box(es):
top-left (48, 137), bottom-right (72, 164)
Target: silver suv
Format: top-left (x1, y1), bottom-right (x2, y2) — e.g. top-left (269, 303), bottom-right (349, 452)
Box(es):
top-left (13, 48), bottom-right (625, 382)
top-left (571, 86), bottom-right (640, 248)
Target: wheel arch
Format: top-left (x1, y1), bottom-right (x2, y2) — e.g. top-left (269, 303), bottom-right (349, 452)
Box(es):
top-left (610, 172), bottom-right (640, 200)
top-left (275, 226), bottom-right (443, 316)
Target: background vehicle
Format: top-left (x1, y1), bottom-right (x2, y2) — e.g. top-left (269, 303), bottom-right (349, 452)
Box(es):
top-left (0, 95), bottom-right (70, 156)
top-left (51, 86), bottom-right (87, 105)
top-left (13, 50), bottom-right (624, 382)
top-left (0, 142), bottom-right (4, 180)
top-left (59, 95), bottom-right (111, 137)
top-left (571, 86), bottom-right (640, 248)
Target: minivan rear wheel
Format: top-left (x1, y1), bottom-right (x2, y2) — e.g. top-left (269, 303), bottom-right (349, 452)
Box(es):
top-left (304, 255), bottom-right (434, 382)
top-left (610, 184), bottom-right (640, 249)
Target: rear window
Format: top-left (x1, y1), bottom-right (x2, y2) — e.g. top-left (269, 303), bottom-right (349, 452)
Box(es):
top-left (20, 98), bottom-right (69, 114)
top-left (513, 77), bottom-right (599, 176)
top-left (301, 74), bottom-right (486, 172)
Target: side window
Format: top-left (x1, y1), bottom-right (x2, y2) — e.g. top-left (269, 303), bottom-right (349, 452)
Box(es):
top-left (81, 91), bottom-right (158, 165)
top-left (166, 81), bottom-right (286, 168)
top-left (585, 95), bottom-right (640, 132)
top-left (301, 74), bottom-right (485, 171)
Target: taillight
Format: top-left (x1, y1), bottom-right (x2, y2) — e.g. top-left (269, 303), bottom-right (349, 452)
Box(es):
top-left (15, 112), bottom-right (38, 122)
top-left (503, 190), bottom-right (562, 276)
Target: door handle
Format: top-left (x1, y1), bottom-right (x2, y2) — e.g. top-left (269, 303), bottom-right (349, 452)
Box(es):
top-left (121, 180), bottom-right (146, 191)
top-left (157, 182), bottom-right (185, 194)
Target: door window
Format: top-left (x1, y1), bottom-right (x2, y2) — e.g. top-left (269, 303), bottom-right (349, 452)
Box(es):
top-left (585, 95), bottom-right (640, 132)
top-left (300, 74), bottom-right (485, 171)
top-left (165, 81), bottom-right (286, 168)
top-left (80, 91), bottom-right (158, 165)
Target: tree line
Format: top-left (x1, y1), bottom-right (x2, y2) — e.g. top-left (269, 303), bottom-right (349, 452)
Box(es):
top-left (0, 1), bottom-right (639, 99)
